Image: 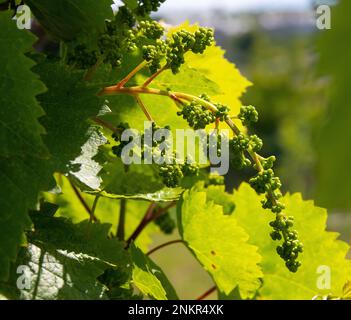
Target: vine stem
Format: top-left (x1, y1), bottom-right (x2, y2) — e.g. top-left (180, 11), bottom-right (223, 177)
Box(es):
top-left (116, 61), bottom-right (148, 88)
top-left (143, 65), bottom-right (168, 88)
top-left (153, 201), bottom-right (176, 220)
top-left (91, 116), bottom-right (121, 134)
top-left (126, 202), bottom-right (157, 248)
top-left (135, 95), bottom-right (154, 122)
top-left (215, 118), bottom-right (220, 130)
top-left (69, 179), bottom-right (98, 222)
top-left (117, 198), bottom-right (127, 241)
top-left (196, 286), bottom-right (217, 300)
top-left (146, 239), bottom-right (184, 256)
top-left (125, 201), bottom-right (176, 248)
top-left (100, 85), bottom-right (282, 211)
top-left (91, 195), bottom-right (100, 223)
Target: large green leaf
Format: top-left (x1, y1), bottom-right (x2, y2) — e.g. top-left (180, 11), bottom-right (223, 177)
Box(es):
top-left (99, 159), bottom-right (184, 201)
top-left (232, 183), bottom-right (351, 299)
top-left (0, 12), bottom-right (47, 158)
top-left (26, 0), bottom-right (114, 40)
top-left (11, 214), bottom-right (131, 300)
top-left (130, 244), bottom-right (178, 300)
top-left (177, 185), bottom-right (263, 298)
top-left (34, 61), bottom-right (103, 174)
top-left (0, 12), bottom-right (55, 281)
top-left (13, 244), bottom-right (110, 300)
top-left (45, 175), bottom-right (160, 251)
top-left (315, 0), bottom-right (351, 210)
top-left (70, 127), bottom-right (107, 190)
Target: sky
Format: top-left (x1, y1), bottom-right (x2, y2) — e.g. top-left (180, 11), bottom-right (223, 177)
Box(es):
top-left (158, 0), bottom-right (312, 13)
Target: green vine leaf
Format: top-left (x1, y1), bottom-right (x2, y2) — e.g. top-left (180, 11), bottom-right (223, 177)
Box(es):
top-left (98, 159), bottom-right (186, 202)
top-left (26, 0), bottom-right (114, 41)
top-left (15, 244), bottom-right (111, 300)
top-left (1, 212), bottom-right (133, 300)
top-left (148, 65), bottom-right (220, 97)
top-left (34, 61), bottom-right (103, 174)
top-left (45, 175), bottom-right (160, 251)
top-left (232, 183), bottom-right (351, 299)
top-left (204, 185), bottom-right (236, 215)
top-left (130, 244), bottom-right (178, 300)
top-left (177, 185), bottom-right (263, 298)
top-left (27, 215), bottom-right (130, 299)
top-left (0, 12), bottom-right (48, 158)
top-left (0, 12), bottom-right (55, 281)
top-left (70, 127), bottom-right (107, 191)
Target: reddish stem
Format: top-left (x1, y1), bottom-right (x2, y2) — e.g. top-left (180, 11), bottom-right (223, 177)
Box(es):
top-left (147, 239), bottom-right (184, 256)
top-left (126, 202), bottom-right (157, 248)
top-left (196, 286), bottom-right (217, 301)
top-left (91, 117), bottom-right (122, 135)
top-left (69, 180), bottom-right (98, 222)
top-left (125, 201), bottom-right (176, 248)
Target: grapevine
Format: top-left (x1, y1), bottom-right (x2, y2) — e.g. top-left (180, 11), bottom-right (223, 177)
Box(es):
top-left (99, 19), bottom-right (303, 272)
top-left (2, 0), bottom-right (350, 302)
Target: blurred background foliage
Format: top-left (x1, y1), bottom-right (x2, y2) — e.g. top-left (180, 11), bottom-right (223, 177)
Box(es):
top-left (315, 0), bottom-right (351, 211)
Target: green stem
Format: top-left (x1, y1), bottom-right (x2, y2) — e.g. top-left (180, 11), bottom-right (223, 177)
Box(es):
top-left (59, 41), bottom-right (68, 64)
top-left (135, 95), bottom-right (154, 122)
top-left (91, 195), bottom-right (100, 223)
top-left (116, 61), bottom-right (148, 88)
top-left (143, 65), bottom-right (168, 88)
top-left (117, 198), bottom-right (127, 241)
top-left (100, 85), bottom-right (283, 216)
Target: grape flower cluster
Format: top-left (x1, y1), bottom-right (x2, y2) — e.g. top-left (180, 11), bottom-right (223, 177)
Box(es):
top-left (143, 27), bottom-right (214, 74)
top-left (175, 95), bottom-right (302, 271)
top-left (111, 123), bottom-right (133, 158)
top-left (67, 2), bottom-right (214, 82)
top-left (66, 3), bottom-right (167, 70)
top-left (136, 0), bottom-right (167, 16)
top-left (238, 105), bottom-right (259, 126)
top-left (158, 154), bottom-right (199, 188)
top-left (111, 122), bottom-right (199, 188)
top-left (228, 105), bottom-right (303, 272)
top-left (177, 99), bottom-right (217, 130)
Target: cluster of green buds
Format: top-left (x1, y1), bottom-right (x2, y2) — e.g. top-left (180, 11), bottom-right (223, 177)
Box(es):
top-left (238, 105), bottom-right (259, 126)
top-left (166, 28), bottom-right (214, 73)
top-left (135, 0), bottom-right (167, 16)
top-left (141, 27), bottom-right (214, 74)
top-left (111, 123), bottom-right (131, 157)
top-left (159, 155), bottom-right (199, 188)
top-left (177, 98), bottom-right (217, 130)
top-left (271, 214), bottom-right (303, 272)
